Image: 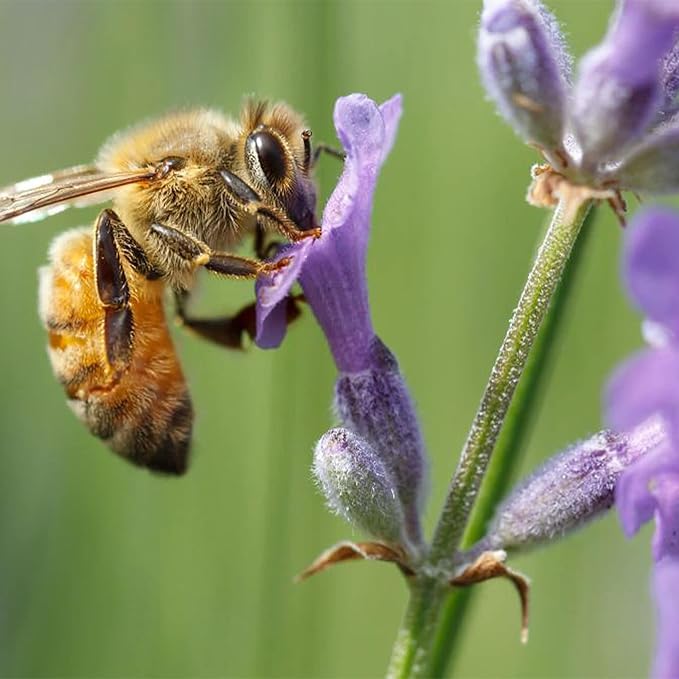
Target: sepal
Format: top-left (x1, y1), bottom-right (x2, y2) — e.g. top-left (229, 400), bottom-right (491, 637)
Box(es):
top-left (334, 338), bottom-right (427, 546)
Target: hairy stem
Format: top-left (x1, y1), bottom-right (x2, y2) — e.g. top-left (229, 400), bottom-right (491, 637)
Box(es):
top-left (429, 196), bottom-right (592, 565)
top-left (385, 195), bottom-right (592, 678)
top-left (426, 204), bottom-right (598, 678)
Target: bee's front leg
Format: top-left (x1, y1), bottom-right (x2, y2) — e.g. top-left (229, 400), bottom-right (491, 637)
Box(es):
top-left (219, 169), bottom-right (321, 242)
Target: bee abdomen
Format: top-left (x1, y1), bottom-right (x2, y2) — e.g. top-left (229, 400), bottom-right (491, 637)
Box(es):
top-left (41, 226), bottom-right (195, 476)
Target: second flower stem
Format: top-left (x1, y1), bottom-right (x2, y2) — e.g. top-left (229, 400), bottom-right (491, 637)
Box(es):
top-left (429, 195), bottom-right (593, 565)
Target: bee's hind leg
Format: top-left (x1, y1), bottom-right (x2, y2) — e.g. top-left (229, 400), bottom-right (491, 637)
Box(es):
top-left (93, 209), bottom-right (137, 370)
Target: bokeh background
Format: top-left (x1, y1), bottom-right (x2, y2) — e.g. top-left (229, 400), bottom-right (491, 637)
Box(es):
top-left (0, 1), bottom-right (664, 677)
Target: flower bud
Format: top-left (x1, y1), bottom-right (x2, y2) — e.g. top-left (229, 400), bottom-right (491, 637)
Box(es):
top-left (480, 421), bottom-right (664, 554)
top-left (312, 427), bottom-right (407, 547)
top-left (571, 0), bottom-right (679, 164)
top-left (334, 338), bottom-right (427, 545)
top-left (477, 0), bottom-right (570, 151)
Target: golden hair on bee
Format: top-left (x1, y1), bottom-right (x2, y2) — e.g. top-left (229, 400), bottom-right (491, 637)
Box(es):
top-left (39, 224), bottom-right (193, 474)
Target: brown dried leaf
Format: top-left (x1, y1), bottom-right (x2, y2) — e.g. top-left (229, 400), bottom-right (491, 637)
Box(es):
top-left (296, 541), bottom-right (413, 582)
top-left (451, 550), bottom-right (531, 644)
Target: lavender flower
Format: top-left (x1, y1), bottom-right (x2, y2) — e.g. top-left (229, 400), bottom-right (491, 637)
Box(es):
top-left (478, 423), bottom-right (663, 556)
top-left (255, 94), bottom-right (427, 549)
top-left (478, 0), bottom-right (679, 196)
top-left (606, 207), bottom-right (679, 678)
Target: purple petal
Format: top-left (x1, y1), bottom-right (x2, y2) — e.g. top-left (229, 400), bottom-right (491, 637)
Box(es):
top-left (571, 0), bottom-right (679, 164)
top-left (606, 348), bottom-right (679, 439)
top-left (378, 94), bottom-right (404, 163)
top-left (653, 474), bottom-right (679, 560)
top-left (477, 0), bottom-right (571, 151)
top-left (299, 94), bottom-right (402, 372)
top-left (615, 442), bottom-right (676, 538)
top-left (254, 239), bottom-right (313, 348)
top-left (652, 558), bottom-right (679, 679)
top-left (624, 207), bottom-right (679, 330)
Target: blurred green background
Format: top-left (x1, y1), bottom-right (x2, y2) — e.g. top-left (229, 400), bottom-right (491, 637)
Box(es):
top-left (0, 1), bottom-right (660, 677)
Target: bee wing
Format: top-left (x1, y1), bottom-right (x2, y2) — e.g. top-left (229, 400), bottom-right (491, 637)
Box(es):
top-left (0, 165), bottom-right (156, 224)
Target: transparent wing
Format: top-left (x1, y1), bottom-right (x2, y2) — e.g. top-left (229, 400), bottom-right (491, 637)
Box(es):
top-left (0, 164), bottom-right (156, 224)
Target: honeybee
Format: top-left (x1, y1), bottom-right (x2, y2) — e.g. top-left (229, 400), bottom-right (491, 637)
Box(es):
top-left (1, 102), bottom-right (334, 474)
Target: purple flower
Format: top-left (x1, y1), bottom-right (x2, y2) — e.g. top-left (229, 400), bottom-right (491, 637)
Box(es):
top-left (478, 0), bottom-right (679, 195)
top-left (255, 93), bottom-right (401, 372)
top-left (256, 94), bottom-right (427, 549)
top-left (605, 207), bottom-right (679, 678)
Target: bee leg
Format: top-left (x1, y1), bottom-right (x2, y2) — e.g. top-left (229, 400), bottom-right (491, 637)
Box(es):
top-left (219, 169), bottom-right (321, 242)
top-left (93, 209), bottom-right (135, 370)
top-left (174, 290), bottom-right (304, 351)
top-left (254, 222), bottom-right (285, 260)
top-left (301, 130), bottom-right (346, 172)
top-left (149, 222), bottom-right (291, 279)
top-left (105, 210), bottom-right (164, 280)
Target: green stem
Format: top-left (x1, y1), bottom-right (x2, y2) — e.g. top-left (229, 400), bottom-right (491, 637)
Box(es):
top-left (429, 196), bottom-right (592, 565)
top-left (386, 577), bottom-right (449, 679)
top-left (385, 196), bottom-right (592, 678)
top-left (426, 203), bottom-right (598, 678)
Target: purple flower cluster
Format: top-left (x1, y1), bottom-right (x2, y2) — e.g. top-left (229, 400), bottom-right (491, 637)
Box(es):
top-left (478, 0), bottom-right (679, 195)
top-left (606, 207), bottom-right (679, 678)
top-left (255, 94), bottom-right (427, 554)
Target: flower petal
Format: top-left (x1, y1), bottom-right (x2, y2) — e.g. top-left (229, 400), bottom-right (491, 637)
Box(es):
top-left (652, 557), bottom-right (679, 679)
top-left (477, 0), bottom-right (571, 151)
top-left (616, 118), bottom-right (679, 194)
top-left (624, 207), bottom-right (679, 330)
top-left (254, 239), bottom-right (312, 348)
top-left (606, 348), bottom-right (679, 443)
top-left (571, 0), bottom-right (679, 163)
top-left (299, 94), bottom-right (402, 372)
top-left (615, 442), bottom-right (676, 538)
top-left (652, 473), bottom-right (679, 560)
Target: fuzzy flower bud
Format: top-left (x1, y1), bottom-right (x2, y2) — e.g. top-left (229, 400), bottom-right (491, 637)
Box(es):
top-left (480, 421), bottom-right (664, 555)
top-left (477, 0), bottom-right (570, 151)
top-left (334, 338), bottom-right (427, 546)
top-left (313, 427), bottom-right (407, 547)
top-left (571, 0), bottom-right (679, 164)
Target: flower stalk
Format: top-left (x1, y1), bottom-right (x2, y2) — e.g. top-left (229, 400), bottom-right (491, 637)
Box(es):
top-left (429, 194), bottom-right (593, 566)
top-left (426, 205), bottom-right (598, 678)
top-left (387, 194), bottom-right (593, 678)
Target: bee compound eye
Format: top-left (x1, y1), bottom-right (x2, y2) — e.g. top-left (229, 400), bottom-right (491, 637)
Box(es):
top-left (248, 130), bottom-right (288, 186)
